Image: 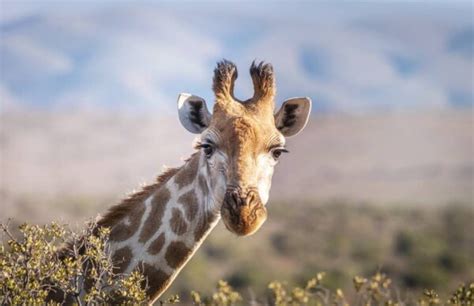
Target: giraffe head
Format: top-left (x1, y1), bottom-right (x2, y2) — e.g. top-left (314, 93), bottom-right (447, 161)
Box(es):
top-left (177, 60), bottom-right (311, 236)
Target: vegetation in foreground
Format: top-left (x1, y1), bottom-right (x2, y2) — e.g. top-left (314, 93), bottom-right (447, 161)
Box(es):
top-left (0, 221), bottom-right (147, 305)
top-left (1, 221), bottom-right (473, 305)
top-left (170, 202), bottom-right (474, 301)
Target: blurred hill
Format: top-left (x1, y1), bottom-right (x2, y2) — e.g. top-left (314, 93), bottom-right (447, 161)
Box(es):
top-left (0, 109), bottom-right (471, 223)
top-left (277, 110), bottom-right (473, 204)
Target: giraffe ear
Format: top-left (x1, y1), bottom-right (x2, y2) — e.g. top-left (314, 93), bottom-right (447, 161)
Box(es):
top-left (274, 97), bottom-right (312, 137)
top-left (177, 93), bottom-right (212, 134)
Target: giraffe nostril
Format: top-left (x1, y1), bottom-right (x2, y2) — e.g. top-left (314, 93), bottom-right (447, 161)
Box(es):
top-left (231, 191), bottom-right (240, 209)
top-left (244, 192), bottom-right (255, 206)
top-left (224, 187), bottom-right (261, 208)
top-left (248, 189), bottom-right (260, 203)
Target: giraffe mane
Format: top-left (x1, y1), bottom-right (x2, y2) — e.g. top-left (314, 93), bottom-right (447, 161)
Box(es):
top-left (54, 166), bottom-right (181, 264)
top-left (96, 168), bottom-right (178, 229)
top-left (97, 153), bottom-right (198, 229)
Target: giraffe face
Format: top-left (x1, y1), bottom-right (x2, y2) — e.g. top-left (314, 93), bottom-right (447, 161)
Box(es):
top-left (177, 61), bottom-right (311, 236)
top-left (198, 113), bottom-right (282, 236)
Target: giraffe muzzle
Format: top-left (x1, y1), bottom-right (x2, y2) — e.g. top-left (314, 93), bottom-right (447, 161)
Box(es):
top-left (221, 187), bottom-right (268, 236)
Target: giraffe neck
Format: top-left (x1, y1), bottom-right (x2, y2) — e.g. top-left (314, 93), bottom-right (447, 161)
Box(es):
top-left (107, 152), bottom-right (221, 303)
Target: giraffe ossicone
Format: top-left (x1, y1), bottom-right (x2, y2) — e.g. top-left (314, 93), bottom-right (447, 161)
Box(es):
top-left (52, 60), bottom-right (312, 304)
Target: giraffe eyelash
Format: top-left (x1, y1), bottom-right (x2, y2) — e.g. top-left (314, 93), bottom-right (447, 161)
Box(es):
top-left (194, 141), bottom-right (203, 150)
top-left (268, 144), bottom-right (288, 152)
top-left (194, 140), bottom-right (215, 150)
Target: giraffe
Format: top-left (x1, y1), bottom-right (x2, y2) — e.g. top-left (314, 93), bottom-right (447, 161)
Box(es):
top-left (55, 60), bottom-right (311, 304)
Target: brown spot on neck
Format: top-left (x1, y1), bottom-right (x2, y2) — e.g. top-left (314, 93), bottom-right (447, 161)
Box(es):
top-left (170, 208), bottom-right (188, 235)
top-left (139, 187), bottom-right (170, 243)
top-left (147, 233), bottom-right (166, 255)
top-left (137, 262), bottom-right (171, 301)
top-left (112, 246), bottom-right (133, 274)
top-left (164, 241), bottom-right (192, 269)
top-left (109, 202), bottom-right (146, 242)
top-left (194, 211), bottom-right (218, 242)
top-left (174, 153), bottom-right (200, 189)
top-left (178, 190), bottom-right (199, 222)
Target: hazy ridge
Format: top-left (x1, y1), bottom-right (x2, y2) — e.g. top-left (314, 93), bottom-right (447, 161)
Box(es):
top-left (1, 109), bottom-right (472, 223)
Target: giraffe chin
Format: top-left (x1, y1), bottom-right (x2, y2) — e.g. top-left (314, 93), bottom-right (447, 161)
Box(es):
top-left (221, 203), bottom-right (268, 236)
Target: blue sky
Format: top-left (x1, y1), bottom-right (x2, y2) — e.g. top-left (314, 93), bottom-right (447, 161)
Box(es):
top-left (0, 1), bottom-right (472, 113)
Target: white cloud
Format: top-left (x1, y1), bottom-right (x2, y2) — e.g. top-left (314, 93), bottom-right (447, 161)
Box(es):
top-left (2, 35), bottom-right (73, 75)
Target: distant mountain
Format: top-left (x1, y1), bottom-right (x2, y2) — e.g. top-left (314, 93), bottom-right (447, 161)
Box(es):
top-left (1, 2), bottom-right (472, 113)
top-left (1, 109), bottom-right (472, 223)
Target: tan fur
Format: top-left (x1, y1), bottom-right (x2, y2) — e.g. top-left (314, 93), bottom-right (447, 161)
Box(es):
top-left (206, 60), bottom-right (282, 235)
top-left (221, 194), bottom-right (267, 236)
top-left (212, 59), bottom-right (239, 103)
top-left (209, 114), bottom-right (275, 188)
top-left (249, 60), bottom-right (275, 109)
top-left (213, 60), bottom-right (275, 114)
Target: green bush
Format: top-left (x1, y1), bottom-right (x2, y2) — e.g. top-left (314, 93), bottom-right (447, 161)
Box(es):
top-left (0, 221), bottom-right (147, 305)
top-left (192, 272), bottom-right (474, 306)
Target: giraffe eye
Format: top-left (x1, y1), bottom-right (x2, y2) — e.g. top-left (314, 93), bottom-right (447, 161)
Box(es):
top-left (201, 143), bottom-right (214, 158)
top-left (271, 148), bottom-right (289, 160)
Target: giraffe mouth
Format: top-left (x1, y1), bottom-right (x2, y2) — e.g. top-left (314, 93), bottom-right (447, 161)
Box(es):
top-left (221, 188), bottom-right (268, 236)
